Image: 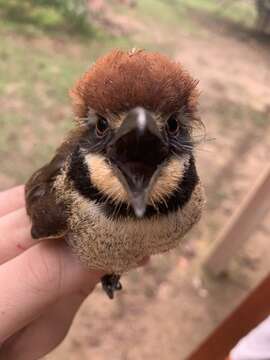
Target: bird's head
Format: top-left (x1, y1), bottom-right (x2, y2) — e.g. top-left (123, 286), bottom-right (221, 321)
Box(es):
top-left (69, 49), bottom-right (201, 218)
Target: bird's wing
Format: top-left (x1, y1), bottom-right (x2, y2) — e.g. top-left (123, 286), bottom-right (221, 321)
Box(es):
top-left (25, 150), bottom-right (68, 240)
top-left (25, 128), bottom-right (84, 240)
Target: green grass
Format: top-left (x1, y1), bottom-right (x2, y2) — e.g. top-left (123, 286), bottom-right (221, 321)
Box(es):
top-left (135, 0), bottom-right (256, 31)
top-left (137, 0), bottom-right (185, 25)
top-left (182, 0), bottom-right (256, 27)
top-left (135, 0), bottom-right (197, 36)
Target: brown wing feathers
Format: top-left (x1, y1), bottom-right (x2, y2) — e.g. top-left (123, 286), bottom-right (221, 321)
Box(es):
top-left (25, 154), bottom-right (68, 240)
top-left (25, 126), bottom-right (88, 240)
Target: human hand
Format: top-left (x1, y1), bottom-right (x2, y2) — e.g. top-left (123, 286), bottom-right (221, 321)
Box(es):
top-left (0, 186), bottom-right (103, 360)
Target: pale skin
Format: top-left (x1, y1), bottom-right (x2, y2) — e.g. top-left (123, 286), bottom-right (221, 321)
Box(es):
top-left (0, 185), bottom-right (105, 359)
top-left (0, 186), bottom-right (148, 359)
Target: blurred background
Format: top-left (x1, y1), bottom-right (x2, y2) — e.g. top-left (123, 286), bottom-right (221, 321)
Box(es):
top-left (0, 0), bottom-right (269, 359)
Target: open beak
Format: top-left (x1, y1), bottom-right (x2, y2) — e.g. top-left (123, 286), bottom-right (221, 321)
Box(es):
top-left (107, 107), bottom-right (168, 218)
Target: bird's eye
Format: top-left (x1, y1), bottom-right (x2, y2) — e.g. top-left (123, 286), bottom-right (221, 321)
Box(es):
top-left (96, 115), bottom-right (109, 137)
top-left (166, 114), bottom-right (179, 136)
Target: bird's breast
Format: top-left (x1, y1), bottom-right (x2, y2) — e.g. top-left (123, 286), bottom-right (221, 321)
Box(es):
top-left (64, 182), bottom-right (204, 274)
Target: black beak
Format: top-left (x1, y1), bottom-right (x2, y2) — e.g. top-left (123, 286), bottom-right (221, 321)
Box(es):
top-left (107, 107), bottom-right (168, 217)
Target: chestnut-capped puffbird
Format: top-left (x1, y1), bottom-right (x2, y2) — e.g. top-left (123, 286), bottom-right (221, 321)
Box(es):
top-left (25, 49), bottom-right (205, 299)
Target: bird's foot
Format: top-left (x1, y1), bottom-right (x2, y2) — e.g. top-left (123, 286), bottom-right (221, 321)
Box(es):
top-left (101, 274), bottom-right (122, 299)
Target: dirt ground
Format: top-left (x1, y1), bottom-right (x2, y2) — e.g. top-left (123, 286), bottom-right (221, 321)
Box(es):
top-left (44, 11), bottom-right (270, 360)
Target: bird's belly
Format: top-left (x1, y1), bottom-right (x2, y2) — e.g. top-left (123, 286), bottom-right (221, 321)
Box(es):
top-left (66, 198), bottom-right (202, 274)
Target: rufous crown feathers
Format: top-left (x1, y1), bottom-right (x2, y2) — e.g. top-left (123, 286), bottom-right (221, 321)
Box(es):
top-left (70, 49), bottom-right (199, 119)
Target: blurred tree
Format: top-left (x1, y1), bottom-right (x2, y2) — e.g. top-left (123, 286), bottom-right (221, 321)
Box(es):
top-left (255, 0), bottom-right (270, 33)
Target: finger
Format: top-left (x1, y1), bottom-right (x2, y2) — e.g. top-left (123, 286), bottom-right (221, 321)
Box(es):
top-left (0, 186), bottom-right (25, 217)
top-left (0, 293), bottom-right (86, 360)
top-left (0, 208), bottom-right (35, 264)
top-left (0, 240), bottom-right (103, 341)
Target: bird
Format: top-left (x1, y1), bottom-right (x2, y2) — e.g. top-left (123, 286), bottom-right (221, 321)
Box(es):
top-left (25, 49), bottom-right (205, 299)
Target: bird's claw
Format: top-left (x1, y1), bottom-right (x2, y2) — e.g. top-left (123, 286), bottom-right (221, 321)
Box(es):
top-left (101, 274), bottom-right (122, 299)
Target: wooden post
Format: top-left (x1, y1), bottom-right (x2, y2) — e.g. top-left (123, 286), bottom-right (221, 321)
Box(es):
top-left (186, 274), bottom-right (270, 360)
top-left (204, 166), bottom-right (270, 276)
